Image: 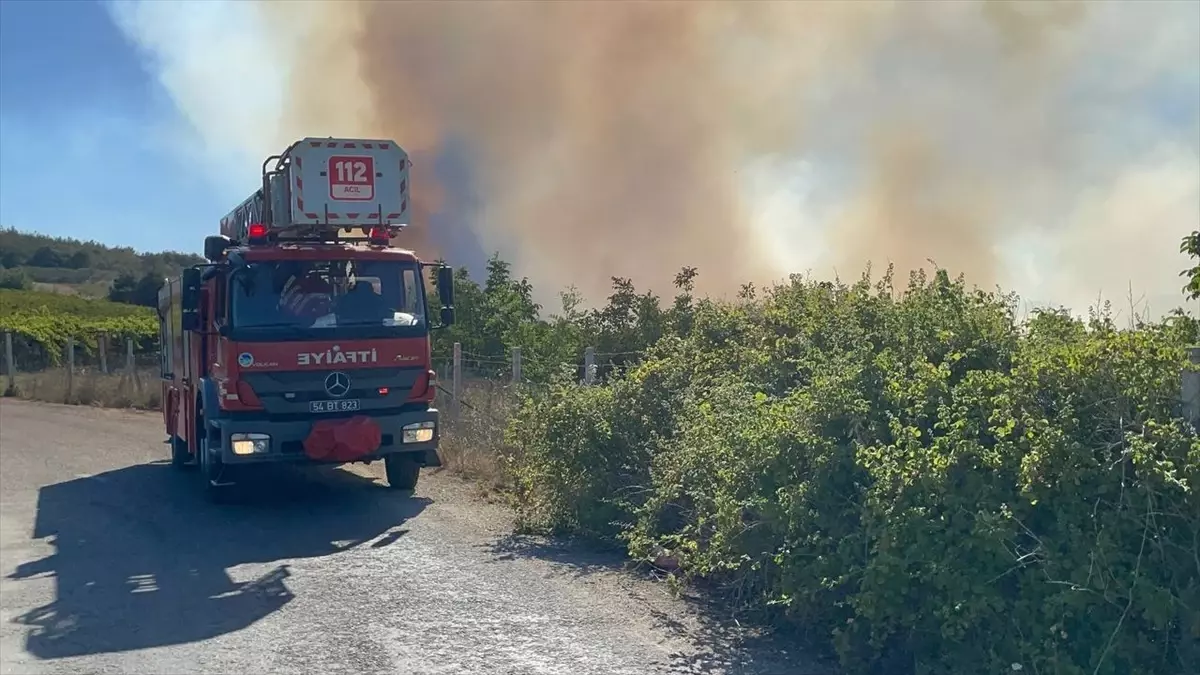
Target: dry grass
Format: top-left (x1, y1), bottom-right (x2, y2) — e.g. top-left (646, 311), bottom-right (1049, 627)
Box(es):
top-left (434, 377), bottom-right (522, 493)
top-left (3, 367), bottom-right (161, 410)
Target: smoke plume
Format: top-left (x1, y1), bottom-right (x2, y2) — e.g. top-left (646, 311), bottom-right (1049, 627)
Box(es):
top-left (111, 0), bottom-right (1199, 317)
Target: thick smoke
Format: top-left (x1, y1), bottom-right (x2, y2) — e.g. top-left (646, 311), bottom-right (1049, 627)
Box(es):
top-left (112, 0), bottom-right (1199, 317)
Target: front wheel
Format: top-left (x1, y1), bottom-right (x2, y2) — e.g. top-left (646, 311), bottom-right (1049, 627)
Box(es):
top-left (384, 455), bottom-right (421, 491)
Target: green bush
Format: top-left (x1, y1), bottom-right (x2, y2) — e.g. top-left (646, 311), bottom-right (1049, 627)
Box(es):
top-left (0, 268), bottom-right (32, 290)
top-left (503, 266), bottom-right (1200, 675)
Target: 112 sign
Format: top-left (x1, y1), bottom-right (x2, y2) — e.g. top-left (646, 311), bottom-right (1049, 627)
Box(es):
top-left (328, 155), bottom-right (375, 201)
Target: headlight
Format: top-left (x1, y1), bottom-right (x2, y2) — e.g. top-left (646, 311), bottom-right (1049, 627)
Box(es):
top-left (402, 421), bottom-right (435, 444)
top-left (230, 432), bottom-right (271, 455)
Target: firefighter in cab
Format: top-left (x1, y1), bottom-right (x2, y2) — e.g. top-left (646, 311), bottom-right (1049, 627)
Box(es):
top-left (279, 271), bottom-right (334, 325)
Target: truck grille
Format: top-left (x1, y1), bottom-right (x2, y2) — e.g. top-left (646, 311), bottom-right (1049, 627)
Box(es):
top-left (241, 366), bottom-right (426, 415)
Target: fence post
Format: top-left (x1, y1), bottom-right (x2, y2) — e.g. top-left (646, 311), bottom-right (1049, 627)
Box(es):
top-left (66, 337), bottom-right (75, 400)
top-left (511, 346), bottom-right (521, 385)
top-left (4, 332), bottom-right (13, 394)
top-left (451, 342), bottom-right (462, 421)
top-left (1184, 347), bottom-right (1200, 427)
top-left (126, 338), bottom-right (141, 393)
top-left (583, 346), bottom-right (596, 385)
top-left (98, 333), bottom-right (108, 374)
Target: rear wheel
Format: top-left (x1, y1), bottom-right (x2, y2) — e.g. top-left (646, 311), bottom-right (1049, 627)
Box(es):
top-left (384, 455), bottom-right (421, 491)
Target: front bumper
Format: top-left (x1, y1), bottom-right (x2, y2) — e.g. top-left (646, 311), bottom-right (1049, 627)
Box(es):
top-left (210, 408), bottom-right (441, 466)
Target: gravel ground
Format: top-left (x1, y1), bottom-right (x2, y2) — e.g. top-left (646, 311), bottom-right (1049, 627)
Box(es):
top-left (0, 399), bottom-right (830, 675)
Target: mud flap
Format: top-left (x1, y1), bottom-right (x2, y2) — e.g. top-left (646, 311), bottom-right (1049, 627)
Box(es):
top-left (202, 430), bottom-right (236, 488)
top-left (422, 449), bottom-right (442, 468)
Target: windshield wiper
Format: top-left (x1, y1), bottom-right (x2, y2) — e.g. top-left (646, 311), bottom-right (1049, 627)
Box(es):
top-left (340, 318), bottom-right (424, 327)
top-left (236, 323), bottom-right (312, 337)
top-left (335, 319), bottom-right (389, 327)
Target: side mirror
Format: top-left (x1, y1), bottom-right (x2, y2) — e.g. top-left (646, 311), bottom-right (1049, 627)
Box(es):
top-left (227, 249), bottom-right (248, 270)
top-left (182, 312), bottom-right (201, 332)
top-left (181, 268), bottom-right (202, 331)
top-left (204, 235), bottom-right (232, 262)
top-left (439, 306), bottom-right (455, 328)
top-left (436, 265), bottom-right (454, 309)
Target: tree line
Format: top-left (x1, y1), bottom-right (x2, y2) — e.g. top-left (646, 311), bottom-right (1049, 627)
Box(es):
top-left (0, 227), bottom-right (203, 304)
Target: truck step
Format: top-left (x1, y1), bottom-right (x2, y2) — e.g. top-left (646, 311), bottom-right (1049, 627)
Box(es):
top-left (208, 466), bottom-right (236, 488)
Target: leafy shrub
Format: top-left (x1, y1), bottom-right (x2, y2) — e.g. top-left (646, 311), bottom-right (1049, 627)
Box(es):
top-left (504, 265), bottom-right (1200, 675)
top-left (1182, 230), bottom-right (1200, 301)
top-left (0, 268), bottom-right (32, 290)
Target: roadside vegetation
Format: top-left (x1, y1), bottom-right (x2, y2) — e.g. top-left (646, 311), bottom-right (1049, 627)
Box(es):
top-left (0, 289), bottom-right (157, 368)
top-left (503, 265), bottom-right (1199, 675)
top-left (0, 228), bottom-right (195, 405)
top-left (1, 230), bottom-right (1197, 674)
top-left (0, 286), bottom-right (159, 405)
top-left (449, 242), bottom-right (1200, 675)
top-left (7, 367), bottom-right (161, 410)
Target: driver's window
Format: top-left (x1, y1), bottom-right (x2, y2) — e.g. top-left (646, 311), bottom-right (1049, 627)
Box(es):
top-left (401, 268), bottom-right (422, 316)
top-left (158, 310), bottom-right (172, 379)
top-left (213, 277), bottom-right (227, 327)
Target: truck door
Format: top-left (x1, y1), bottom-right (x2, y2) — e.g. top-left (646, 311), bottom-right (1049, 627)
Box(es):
top-left (157, 281), bottom-right (174, 433)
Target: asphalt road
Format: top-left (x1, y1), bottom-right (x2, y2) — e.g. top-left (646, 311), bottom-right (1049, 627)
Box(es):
top-left (0, 399), bottom-right (824, 675)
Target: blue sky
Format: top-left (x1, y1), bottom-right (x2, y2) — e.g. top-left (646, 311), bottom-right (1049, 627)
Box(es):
top-left (0, 0), bottom-right (220, 255)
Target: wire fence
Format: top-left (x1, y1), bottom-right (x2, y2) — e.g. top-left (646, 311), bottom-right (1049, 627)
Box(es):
top-left (428, 344), bottom-right (645, 423)
top-left (432, 346), bottom-right (646, 388)
top-left (6, 333), bottom-right (1197, 492)
top-left (1, 332), bottom-right (157, 373)
top-left (0, 332), bottom-right (648, 433)
top-left (424, 343), bottom-right (647, 480)
top-left (1, 332), bottom-right (160, 408)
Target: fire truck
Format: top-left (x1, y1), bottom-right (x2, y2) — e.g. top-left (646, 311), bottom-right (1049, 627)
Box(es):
top-left (157, 137), bottom-right (454, 499)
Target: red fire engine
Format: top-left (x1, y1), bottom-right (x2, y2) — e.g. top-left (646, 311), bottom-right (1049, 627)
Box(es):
top-left (157, 137), bottom-right (454, 500)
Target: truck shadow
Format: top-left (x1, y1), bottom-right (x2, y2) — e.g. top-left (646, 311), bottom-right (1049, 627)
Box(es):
top-left (7, 460), bottom-right (427, 660)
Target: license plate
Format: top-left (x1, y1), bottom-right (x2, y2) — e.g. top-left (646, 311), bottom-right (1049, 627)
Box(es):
top-left (309, 399), bottom-right (360, 413)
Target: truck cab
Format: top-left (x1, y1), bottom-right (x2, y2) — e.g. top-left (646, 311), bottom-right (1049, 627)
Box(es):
top-left (157, 137), bottom-right (454, 499)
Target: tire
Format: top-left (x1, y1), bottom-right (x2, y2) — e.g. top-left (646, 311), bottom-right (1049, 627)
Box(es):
top-left (384, 455), bottom-right (421, 490)
top-left (170, 435), bottom-right (195, 469)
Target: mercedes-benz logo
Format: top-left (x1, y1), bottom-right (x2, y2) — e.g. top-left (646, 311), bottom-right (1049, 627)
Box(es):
top-left (324, 371), bottom-right (351, 398)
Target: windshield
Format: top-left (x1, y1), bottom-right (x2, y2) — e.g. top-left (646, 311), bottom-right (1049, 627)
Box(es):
top-left (229, 258), bottom-right (426, 335)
